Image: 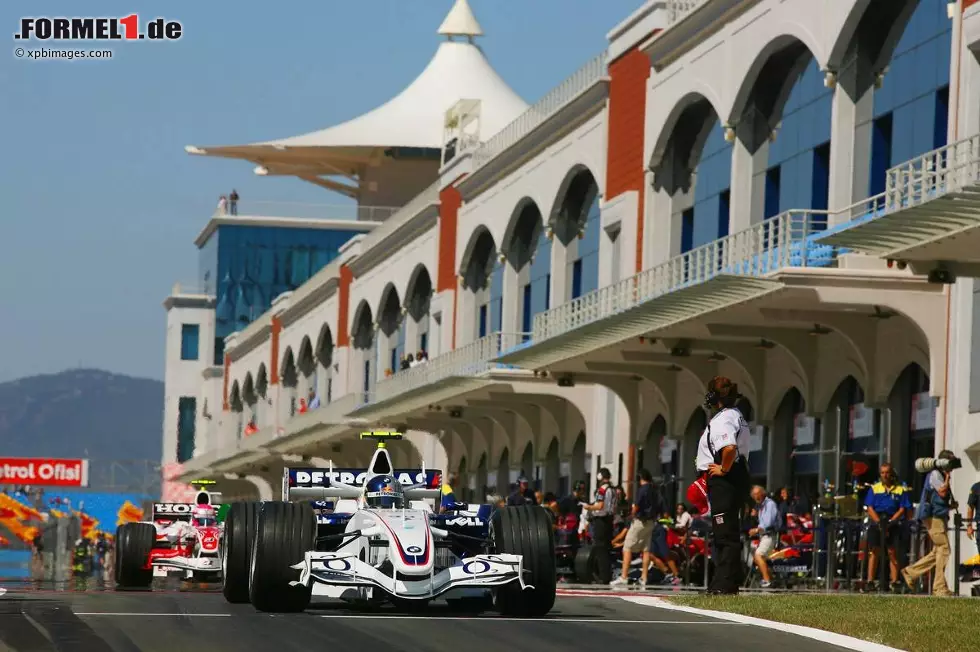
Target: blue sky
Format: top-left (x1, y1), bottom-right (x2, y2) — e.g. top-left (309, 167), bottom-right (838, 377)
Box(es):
top-left (0, 0), bottom-right (640, 383)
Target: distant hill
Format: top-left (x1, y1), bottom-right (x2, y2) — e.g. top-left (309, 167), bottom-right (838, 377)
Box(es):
top-left (0, 369), bottom-right (163, 491)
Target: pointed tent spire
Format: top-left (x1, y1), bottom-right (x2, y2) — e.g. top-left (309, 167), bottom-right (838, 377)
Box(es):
top-left (438, 0), bottom-right (484, 40)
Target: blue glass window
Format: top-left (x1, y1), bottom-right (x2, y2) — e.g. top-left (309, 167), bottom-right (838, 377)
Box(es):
top-left (934, 86), bottom-right (949, 149)
top-left (811, 143), bottom-right (830, 213)
top-left (680, 208), bottom-right (694, 254)
top-left (176, 397), bottom-right (196, 463)
top-left (717, 191), bottom-right (730, 239)
top-left (870, 113), bottom-right (893, 196)
top-left (213, 337), bottom-right (225, 367)
top-left (479, 304), bottom-right (488, 338)
top-left (764, 166), bottom-right (781, 219)
top-left (522, 283), bottom-right (532, 339)
top-left (180, 324), bottom-right (199, 361)
top-left (571, 259), bottom-right (583, 299)
top-left (690, 124), bottom-right (732, 247)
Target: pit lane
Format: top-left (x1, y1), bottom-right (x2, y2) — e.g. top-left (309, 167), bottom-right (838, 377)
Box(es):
top-left (0, 582), bottom-right (858, 652)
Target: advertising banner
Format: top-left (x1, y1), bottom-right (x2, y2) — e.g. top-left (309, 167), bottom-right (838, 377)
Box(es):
top-left (0, 457), bottom-right (89, 487)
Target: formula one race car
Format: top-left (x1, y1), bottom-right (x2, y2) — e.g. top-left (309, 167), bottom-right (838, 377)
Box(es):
top-left (221, 431), bottom-right (555, 616)
top-left (114, 483), bottom-right (224, 589)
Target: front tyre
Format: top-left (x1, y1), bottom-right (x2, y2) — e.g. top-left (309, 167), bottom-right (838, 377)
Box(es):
top-left (248, 501), bottom-right (316, 613)
top-left (114, 523), bottom-right (155, 590)
top-left (491, 505), bottom-right (556, 617)
top-left (222, 501), bottom-right (260, 603)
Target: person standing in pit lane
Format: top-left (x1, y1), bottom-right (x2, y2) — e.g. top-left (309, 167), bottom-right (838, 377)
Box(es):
top-left (582, 468), bottom-right (618, 584)
top-left (695, 376), bottom-right (752, 595)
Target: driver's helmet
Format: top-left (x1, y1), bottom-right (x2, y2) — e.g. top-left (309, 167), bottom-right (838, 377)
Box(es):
top-left (191, 505), bottom-right (217, 527)
top-left (365, 475), bottom-right (405, 509)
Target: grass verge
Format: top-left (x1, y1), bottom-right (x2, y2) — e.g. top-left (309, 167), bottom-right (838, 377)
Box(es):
top-left (667, 594), bottom-right (972, 652)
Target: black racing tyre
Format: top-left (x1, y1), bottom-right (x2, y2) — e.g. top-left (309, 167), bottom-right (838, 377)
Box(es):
top-left (491, 505), bottom-right (556, 618)
top-left (114, 522), bottom-right (155, 590)
top-left (248, 501), bottom-right (316, 613)
top-left (222, 501), bottom-right (260, 603)
top-left (573, 544), bottom-right (597, 584)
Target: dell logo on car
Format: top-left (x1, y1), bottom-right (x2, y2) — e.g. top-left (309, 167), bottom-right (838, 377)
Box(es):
top-left (446, 516), bottom-right (484, 527)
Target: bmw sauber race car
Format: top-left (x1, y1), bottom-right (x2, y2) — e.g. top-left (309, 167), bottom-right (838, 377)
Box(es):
top-left (221, 431), bottom-right (555, 616)
top-left (114, 483), bottom-right (224, 589)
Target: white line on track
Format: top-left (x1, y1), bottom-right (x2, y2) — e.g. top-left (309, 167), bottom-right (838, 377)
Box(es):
top-left (76, 613), bottom-right (231, 617)
top-left (316, 615), bottom-right (742, 624)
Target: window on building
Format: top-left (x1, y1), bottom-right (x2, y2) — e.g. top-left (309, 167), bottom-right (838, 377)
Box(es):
top-left (522, 283), bottom-right (532, 339)
top-left (479, 304), bottom-right (488, 338)
top-left (812, 143), bottom-right (831, 215)
top-left (544, 273), bottom-right (551, 310)
top-left (419, 331), bottom-right (428, 355)
top-left (870, 113), bottom-right (893, 196)
top-left (180, 324), bottom-right (200, 361)
top-left (764, 166), bottom-right (781, 219)
top-left (213, 337), bottom-right (225, 367)
top-left (176, 397), bottom-right (196, 463)
top-left (934, 86), bottom-right (949, 150)
top-left (680, 208), bottom-right (694, 254)
top-left (571, 259), bottom-right (583, 299)
top-left (717, 191), bottom-right (730, 239)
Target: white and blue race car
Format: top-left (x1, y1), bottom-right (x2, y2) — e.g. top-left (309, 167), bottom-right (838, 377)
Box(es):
top-left (220, 432), bottom-right (555, 616)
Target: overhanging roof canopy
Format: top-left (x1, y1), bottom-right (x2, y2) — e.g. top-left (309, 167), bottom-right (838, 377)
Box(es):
top-left (185, 0), bottom-right (527, 196)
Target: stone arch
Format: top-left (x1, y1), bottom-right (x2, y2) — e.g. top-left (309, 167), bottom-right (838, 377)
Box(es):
top-left (350, 300), bottom-right (374, 349)
top-left (229, 380), bottom-right (243, 412)
top-left (255, 363), bottom-right (268, 400)
top-left (727, 34), bottom-right (821, 152)
top-left (549, 164), bottom-right (601, 230)
top-left (377, 283), bottom-right (402, 336)
top-left (459, 226), bottom-right (498, 288)
top-left (500, 198), bottom-right (544, 272)
top-left (297, 335), bottom-right (315, 377)
top-left (405, 264), bottom-right (434, 322)
top-left (648, 89), bottom-right (727, 187)
top-left (315, 323), bottom-right (334, 368)
top-left (241, 372), bottom-right (256, 408)
top-left (827, 0), bottom-right (922, 76)
top-left (280, 347), bottom-right (297, 388)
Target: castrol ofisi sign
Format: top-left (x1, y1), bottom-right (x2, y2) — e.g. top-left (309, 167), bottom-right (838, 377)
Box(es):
top-left (0, 458), bottom-right (89, 487)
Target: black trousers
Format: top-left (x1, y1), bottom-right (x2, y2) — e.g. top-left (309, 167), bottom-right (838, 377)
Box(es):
top-left (707, 462), bottom-right (750, 593)
top-left (591, 516), bottom-right (614, 583)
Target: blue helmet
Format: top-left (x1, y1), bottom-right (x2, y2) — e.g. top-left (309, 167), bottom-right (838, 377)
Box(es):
top-left (365, 474), bottom-right (405, 509)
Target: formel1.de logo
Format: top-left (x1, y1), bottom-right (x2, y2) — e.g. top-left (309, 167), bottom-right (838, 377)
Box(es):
top-left (14, 15), bottom-right (182, 41)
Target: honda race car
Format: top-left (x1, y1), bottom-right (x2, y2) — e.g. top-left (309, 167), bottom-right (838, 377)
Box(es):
top-left (221, 432), bottom-right (556, 616)
top-left (114, 485), bottom-right (224, 589)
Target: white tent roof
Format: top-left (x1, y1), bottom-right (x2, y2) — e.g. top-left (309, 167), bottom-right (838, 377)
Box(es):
top-left (185, 1), bottom-right (527, 194)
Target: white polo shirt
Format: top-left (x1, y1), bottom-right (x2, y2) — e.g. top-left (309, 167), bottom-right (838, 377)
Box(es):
top-left (695, 408), bottom-right (751, 472)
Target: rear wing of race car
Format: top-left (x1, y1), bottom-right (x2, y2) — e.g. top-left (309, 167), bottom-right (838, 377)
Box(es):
top-left (152, 483), bottom-right (224, 523)
top-left (283, 467), bottom-right (443, 502)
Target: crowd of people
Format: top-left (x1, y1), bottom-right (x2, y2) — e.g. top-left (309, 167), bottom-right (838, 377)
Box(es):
top-left (386, 350), bottom-right (430, 378)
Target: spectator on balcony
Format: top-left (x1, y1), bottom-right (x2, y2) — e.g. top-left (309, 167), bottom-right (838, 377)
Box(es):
top-left (407, 353), bottom-right (418, 369)
top-left (297, 397), bottom-right (308, 414)
top-left (399, 356), bottom-right (410, 371)
top-left (385, 368), bottom-right (394, 378)
top-left (229, 189), bottom-right (239, 215)
top-left (416, 350), bottom-right (429, 365)
top-left (217, 195), bottom-right (227, 215)
top-left (244, 418), bottom-right (258, 437)
top-left (308, 388), bottom-right (320, 410)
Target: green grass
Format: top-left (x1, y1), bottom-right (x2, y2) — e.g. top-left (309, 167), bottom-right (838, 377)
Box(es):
top-left (667, 594), bottom-right (973, 652)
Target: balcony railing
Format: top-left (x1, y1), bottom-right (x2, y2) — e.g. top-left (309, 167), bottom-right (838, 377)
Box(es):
top-left (170, 282), bottom-right (213, 297)
top-left (212, 200), bottom-right (400, 222)
top-left (530, 195), bottom-right (889, 342)
top-left (885, 133), bottom-right (980, 212)
top-left (468, 53), bottom-right (608, 172)
top-left (359, 332), bottom-right (529, 407)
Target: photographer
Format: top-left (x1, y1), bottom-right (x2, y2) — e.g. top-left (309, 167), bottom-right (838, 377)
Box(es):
top-left (902, 450), bottom-right (957, 597)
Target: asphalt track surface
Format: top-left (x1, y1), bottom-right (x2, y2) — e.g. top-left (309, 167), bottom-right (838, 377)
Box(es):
top-left (0, 583), bottom-right (855, 652)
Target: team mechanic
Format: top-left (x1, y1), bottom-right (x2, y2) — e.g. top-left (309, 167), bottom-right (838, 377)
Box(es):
top-left (695, 376), bottom-right (752, 595)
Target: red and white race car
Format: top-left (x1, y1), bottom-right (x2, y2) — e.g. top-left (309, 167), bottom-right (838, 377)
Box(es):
top-left (114, 490), bottom-right (224, 589)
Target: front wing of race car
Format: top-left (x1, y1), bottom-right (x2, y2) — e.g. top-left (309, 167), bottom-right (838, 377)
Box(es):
top-left (148, 550), bottom-right (222, 573)
top-left (289, 552), bottom-right (530, 599)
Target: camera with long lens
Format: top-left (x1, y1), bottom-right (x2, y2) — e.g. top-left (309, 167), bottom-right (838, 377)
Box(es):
top-left (914, 456), bottom-right (962, 473)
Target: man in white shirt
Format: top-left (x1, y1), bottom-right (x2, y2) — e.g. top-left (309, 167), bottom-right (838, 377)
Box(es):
top-left (695, 376), bottom-right (752, 595)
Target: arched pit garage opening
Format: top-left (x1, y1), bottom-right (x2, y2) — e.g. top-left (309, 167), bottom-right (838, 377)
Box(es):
top-left (518, 441), bottom-right (535, 491)
top-left (550, 166), bottom-right (601, 302)
top-left (280, 347), bottom-right (298, 419)
top-left (544, 437), bottom-right (561, 496)
top-left (770, 387), bottom-right (818, 505)
top-left (500, 199), bottom-right (548, 339)
top-left (736, 398), bottom-right (767, 488)
top-left (680, 408), bottom-right (707, 505)
top-left (255, 363), bottom-right (269, 426)
top-left (228, 380), bottom-right (244, 442)
top-left (242, 372), bottom-right (257, 428)
top-left (494, 447), bottom-right (510, 497)
top-left (457, 455), bottom-right (468, 502)
top-left (888, 363), bottom-right (935, 495)
top-left (296, 335), bottom-right (316, 408)
top-left (637, 415), bottom-right (667, 478)
top-left (376, 284), bottom-right (403, 377)
top-left (314, 323), bottom-right (334, 405)
top-left (404, 264), bottom-right (434, 358)
top-left (459, 227), bottom-right (502, 343)
top-left (475, 453), bottom-right (488, 503)
top-left (350, 300), bottom-right (375, 404)
top-left (571, 431), bottom-right (587, 494)
top-left (824, 376), bottom-right (879, 501)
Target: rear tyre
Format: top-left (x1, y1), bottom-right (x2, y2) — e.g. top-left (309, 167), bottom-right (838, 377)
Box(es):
top-left (491, 505), bottom-right (556, 617)
top-left (573, 543), bottom-right (597, 584)
top-left (222, 501), bottom-right (260, 603)
top-left (248, 501), bottom-right (316, 613)
top-left (114, 523), bottom-right (155, 590)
